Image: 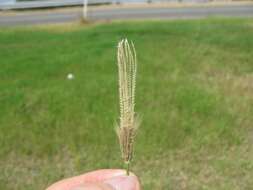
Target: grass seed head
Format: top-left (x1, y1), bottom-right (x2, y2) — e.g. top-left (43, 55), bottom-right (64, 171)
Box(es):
top-left (116, 39), bottom-right (140, 174)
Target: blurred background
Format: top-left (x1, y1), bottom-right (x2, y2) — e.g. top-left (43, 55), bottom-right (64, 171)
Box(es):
top-left (0, 0), bottom-right (253, 190)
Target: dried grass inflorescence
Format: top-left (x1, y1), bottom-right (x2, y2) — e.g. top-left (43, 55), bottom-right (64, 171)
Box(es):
top-left (116, 39), bottom-right (140, 175)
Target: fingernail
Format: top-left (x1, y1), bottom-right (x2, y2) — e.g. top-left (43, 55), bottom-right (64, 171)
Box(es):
top-left (70, 183), bottom-right (100, 190)
top-left (104, 176), bottom-right (137, 190)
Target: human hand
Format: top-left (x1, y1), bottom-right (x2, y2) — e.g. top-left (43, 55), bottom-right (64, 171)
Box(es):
top-left (46, 169), bottom-right (141, 190)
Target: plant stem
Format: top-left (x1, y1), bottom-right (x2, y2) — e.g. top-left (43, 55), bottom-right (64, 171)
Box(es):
top-left (126, 162), bottom-right (130, 176)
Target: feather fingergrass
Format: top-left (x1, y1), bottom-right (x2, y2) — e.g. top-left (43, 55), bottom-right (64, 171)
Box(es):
top-left (116, 39), bottom-right (140, 176)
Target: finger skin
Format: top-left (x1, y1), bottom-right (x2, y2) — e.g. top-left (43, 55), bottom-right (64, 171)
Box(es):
top-left (46, 169), bottom-right (141, 190)
top-left (70, 182), bottom-right (113, 190)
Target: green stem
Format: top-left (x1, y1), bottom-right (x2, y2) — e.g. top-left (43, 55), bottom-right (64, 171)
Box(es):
top-left (126, 162), bottom-right (130, 176)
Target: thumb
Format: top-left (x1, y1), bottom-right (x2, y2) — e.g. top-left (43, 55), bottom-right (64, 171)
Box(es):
top-left (72, 175), bottom-right (139, 190)
top-left (104, 175), bottom-right (138, 190)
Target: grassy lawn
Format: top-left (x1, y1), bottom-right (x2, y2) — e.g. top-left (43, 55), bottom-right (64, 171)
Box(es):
top-left (0, 19), bottom-right (253, 190)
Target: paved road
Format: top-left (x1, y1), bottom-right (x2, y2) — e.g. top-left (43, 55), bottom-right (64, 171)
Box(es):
top-left (0, 0), bottom-right (111, 10)
top-left (0, 4), bottom-right (253, 26)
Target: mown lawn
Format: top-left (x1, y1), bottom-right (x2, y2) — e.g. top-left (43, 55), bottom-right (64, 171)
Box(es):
top-left (0, 19), bottom-right (253, 190)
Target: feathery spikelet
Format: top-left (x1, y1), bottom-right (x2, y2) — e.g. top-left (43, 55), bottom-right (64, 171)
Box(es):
top-left (116, 39), bottom-right (140, 175)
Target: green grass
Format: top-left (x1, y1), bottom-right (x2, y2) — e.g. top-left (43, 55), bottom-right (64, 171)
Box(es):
top-left (0, 19), bottom-right (253, 190)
